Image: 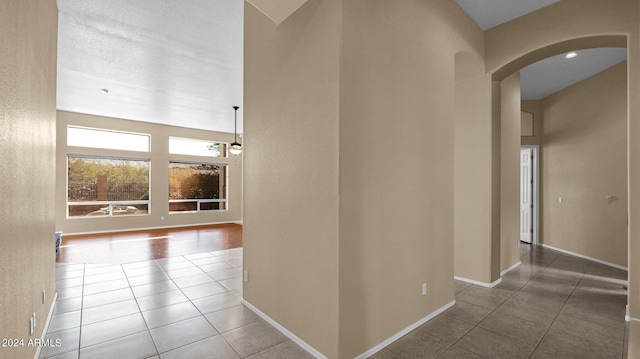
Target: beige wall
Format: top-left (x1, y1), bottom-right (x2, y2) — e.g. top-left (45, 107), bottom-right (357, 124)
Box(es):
top-left (454, 71), bottom-right (494, 283)
top-left (500, 72), bottom-right (522, 272)
top-left (339, 2), bottom-right (482, 357)
top-left (243, 0), bottom-right (341, 357)
top-left (245, 0), bottom-right (483, 357)
top-left (541, 62), bottom-right (628, 266)
top-left (0, 1), bottom-right (58, 358)
top-left (56, 111), bottom-right (243, 234)
top-left (521, 100), bottom-right (543, 146)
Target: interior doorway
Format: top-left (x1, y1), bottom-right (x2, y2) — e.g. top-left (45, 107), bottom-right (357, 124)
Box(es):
top-left (520, 146), bottom-right (539, 245)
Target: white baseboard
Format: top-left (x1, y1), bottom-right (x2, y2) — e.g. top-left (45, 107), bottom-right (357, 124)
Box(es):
top-left (501, 261), bottom-right (521, 276)
top-left (626, 315), bottom-right (640, 322)
top-left (241, 299), bottom-right (328, 359)
top-left (454, 276), bottom-right (502, 288)
top-left (34, 291), bottom-right (58, 359)
top-left (242, 299), bottom-right (457, 359)
top-left (542, 244), bottom-right (628, 271)
top-left (354, 300), bottom-right (456, 359)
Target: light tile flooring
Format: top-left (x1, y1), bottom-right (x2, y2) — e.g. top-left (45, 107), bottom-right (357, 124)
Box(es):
top-left (42, 248), bottom-right (313, 359)
top-left (43, 244), bottom-right (629, 359)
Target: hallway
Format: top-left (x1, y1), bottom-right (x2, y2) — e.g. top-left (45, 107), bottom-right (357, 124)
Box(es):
top-left (43, 237), bottom-right (628, 358)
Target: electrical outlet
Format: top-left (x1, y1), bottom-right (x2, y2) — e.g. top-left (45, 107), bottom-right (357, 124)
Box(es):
top-left (243, 271), bottom-right (249, 282)
top-left (421, 283), bottom-right (427, 296)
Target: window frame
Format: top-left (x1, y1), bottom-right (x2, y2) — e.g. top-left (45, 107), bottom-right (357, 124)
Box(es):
top-left (168, 160), bottom-right (228, 214)
top-left (169, 136), bottom-right (228, 158)
top-left (66, 155), bottom-right (151, 219)
top-left (67, 125), bottom-right (151, 152)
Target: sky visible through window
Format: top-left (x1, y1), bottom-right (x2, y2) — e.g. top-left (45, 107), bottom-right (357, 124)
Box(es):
top-left (67, 126), bottom-right (150, 152)
top-left (169, 137), bottom-right (227, 157)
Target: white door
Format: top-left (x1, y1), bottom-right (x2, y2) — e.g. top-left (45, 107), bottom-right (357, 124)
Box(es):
top-left (520, 148), bottom-right (533, 243)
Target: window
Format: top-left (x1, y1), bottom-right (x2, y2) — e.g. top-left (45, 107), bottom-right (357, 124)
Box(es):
top-left (68, 126), bottom-right (150, 152)
top-left (67, 156), bottom-right (150, 217)
top-left (169, 162), bottom-right (227, 212)
top-left (169, 137), bottom-right (227, 158)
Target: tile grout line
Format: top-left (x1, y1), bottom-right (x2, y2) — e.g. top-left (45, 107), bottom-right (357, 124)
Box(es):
top-left (440, 251), bottom-right (548, 358)
top-left (525, 258), bottom-right (592, 359)
top-left (121, 260), bottom-right (162, 358)
top-left (394, 246), bottom-right (547, 359)
top-left (145, 251), bottom-right (248, 358)
top-left (440, 246), bottom-right (561, 359)
top-left (181, 253), bottom-right (246, 358)
top-left (76, 264), bottom-right (85, 359)
top-left (52, 249), bottom-right (298, 358)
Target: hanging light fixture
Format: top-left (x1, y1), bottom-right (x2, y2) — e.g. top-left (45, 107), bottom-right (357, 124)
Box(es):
top-left (229, 106), bottom-right (243, 155)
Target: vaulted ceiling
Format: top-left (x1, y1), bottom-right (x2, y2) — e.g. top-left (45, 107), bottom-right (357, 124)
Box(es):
top-left (55, 0), bottom-right (627, 133)
top-left (56, 0), bottom-right (244, 133)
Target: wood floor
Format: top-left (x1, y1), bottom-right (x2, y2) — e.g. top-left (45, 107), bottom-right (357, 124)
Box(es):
top-left (56, 223), bottom-right (243, 264)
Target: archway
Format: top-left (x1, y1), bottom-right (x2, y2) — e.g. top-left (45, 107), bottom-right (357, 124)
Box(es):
top-left (490, 33), bottom-right (635, 318)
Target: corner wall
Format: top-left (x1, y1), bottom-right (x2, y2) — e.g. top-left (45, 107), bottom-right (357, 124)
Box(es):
top-left (243, 0), bottom-right (341, 357)
top-left (339, 1), bottom-right (483, 356)
top-left (55, 111), bottom-right (243, 235)
top-left (244, 0), bottom-right (484, 357)
top-left (454, 72), bottom-right (494, 283)
top-left (0, 1), bottom-right (58, 358)
top-left (541, 62), bottom-right (628, 266)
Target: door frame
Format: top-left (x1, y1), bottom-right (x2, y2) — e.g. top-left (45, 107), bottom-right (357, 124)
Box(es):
top-left (521, 145), bottom-right (539, 245)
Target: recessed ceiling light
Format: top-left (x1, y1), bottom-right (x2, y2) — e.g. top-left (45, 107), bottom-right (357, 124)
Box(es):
top-left (99, 88), bottom-right (109, 94)
top-left (565, 52), bottom-right (578, 59)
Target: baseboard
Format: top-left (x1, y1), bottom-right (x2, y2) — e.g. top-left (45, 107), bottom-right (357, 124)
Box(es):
top-left (355, 300), bottom-right (456, 359)
top-left (241, 299), bottom-right (328, 359)
top-left (454, 276), bottom-right (502, 288)
top-left (63, 221), bottom-right (242, 236)
top-left (34, 291), bottom-right (58, 359)
top-left (541, 244), bottom-right (628, 271)
top-left (501, 261), bottom-right (521, 276)
top-left (242, 299), bottom-right (457, 359)
top-left (626, 315), bottom-right (640, 322)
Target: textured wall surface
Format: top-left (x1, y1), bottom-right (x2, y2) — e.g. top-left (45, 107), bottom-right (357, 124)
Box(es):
top-left (0, 1), bottom-right (58, 358)
top-left (500, 72), bottom-right (522, 273)
top-left (542, 62), bottom-right (628, 266)
top-left (243, 0), bottom-right (341, 356)
top-left (454, 66), bottom-right (494, 284)
top-left (245, 0), bottom-right (483, 357)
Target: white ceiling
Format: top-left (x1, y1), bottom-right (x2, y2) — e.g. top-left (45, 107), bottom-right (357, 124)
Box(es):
top-left (56, 1), bottom-right (627, 134)
top-left (56, 0), bottom-right (244, 133)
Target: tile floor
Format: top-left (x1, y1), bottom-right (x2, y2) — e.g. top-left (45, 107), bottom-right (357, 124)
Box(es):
top-left (42, 247), bottom-right (313, 359)
top-left (373, 244), bottom-right (629, 359)
top-left (43, 244), bottom-right (629, 359)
